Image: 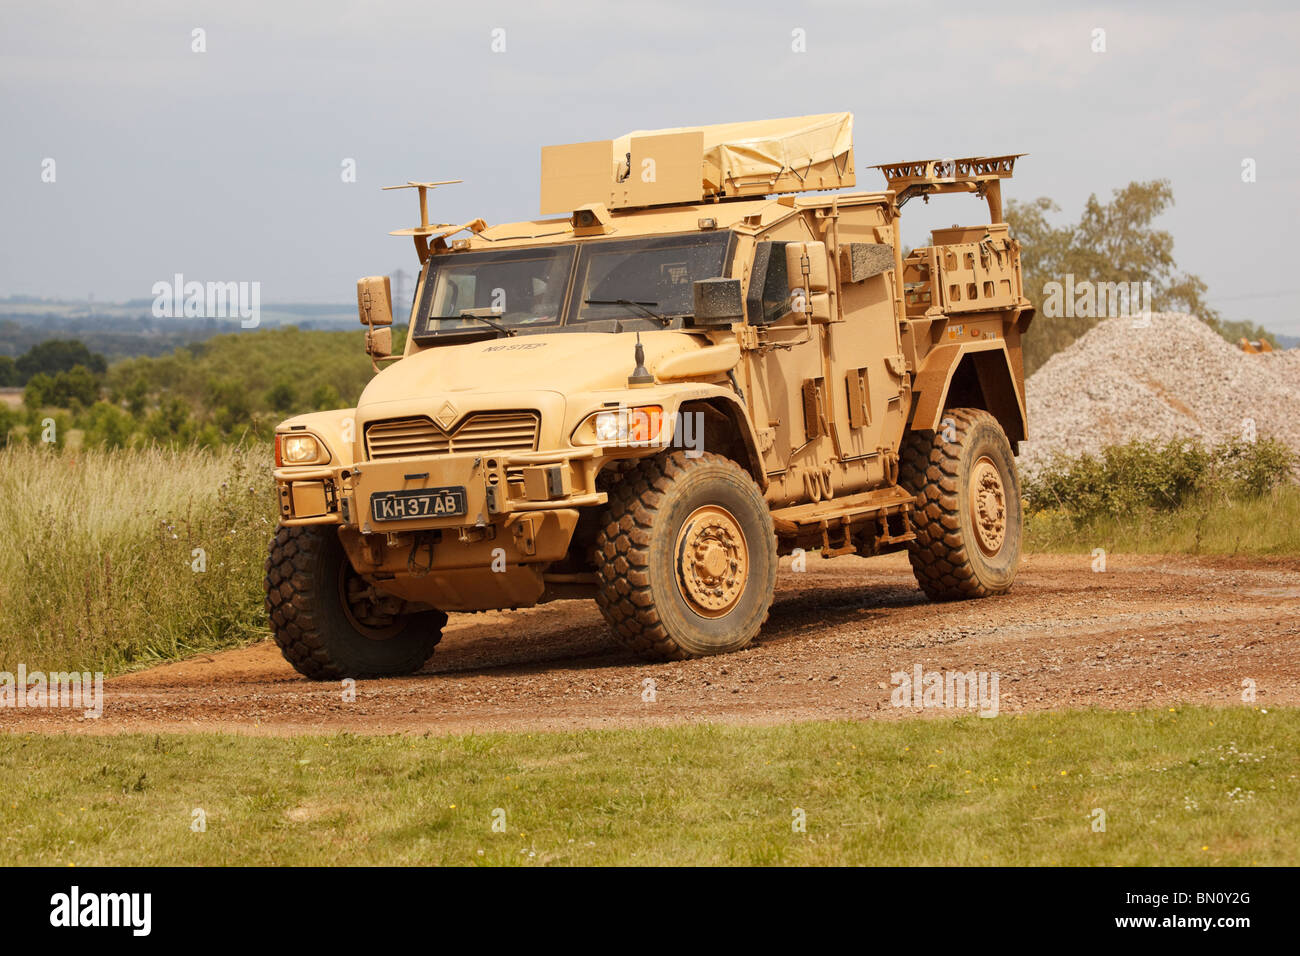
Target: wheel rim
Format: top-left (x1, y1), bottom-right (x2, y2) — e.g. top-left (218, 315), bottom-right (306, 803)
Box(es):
top-left (968, 455), bottom-right (1008, 557)
top-left (674, 505), bottom-right (749, 619)
top-left (337, 562), bottom-right (407, 640)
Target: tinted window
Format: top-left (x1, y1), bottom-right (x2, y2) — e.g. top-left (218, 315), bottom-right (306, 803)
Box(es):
top-left (414, 245), bottom-right (576, 339)
top-left (747, 241), bottom-right (792, 325)
top-left (569, 233), bottom-right (732, 325)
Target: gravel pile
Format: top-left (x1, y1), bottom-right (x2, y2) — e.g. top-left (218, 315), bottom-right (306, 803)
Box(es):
top-left (1016, 312), bottom-right (1300, 477)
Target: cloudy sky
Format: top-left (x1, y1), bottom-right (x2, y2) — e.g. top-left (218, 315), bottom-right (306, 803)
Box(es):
top-left (2, 0), bottom-right (1298, 331)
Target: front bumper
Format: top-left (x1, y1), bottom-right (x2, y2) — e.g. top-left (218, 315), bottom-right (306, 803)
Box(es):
top-left (274, 448), bottom-right (606, 611)
top-left (274, 446), bottom-right (605, 536)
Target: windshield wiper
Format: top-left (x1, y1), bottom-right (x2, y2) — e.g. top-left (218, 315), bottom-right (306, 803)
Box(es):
top-left (583, 298), bottom-right (671, 327)
top-left (455, 313), bottom-right (516, 337)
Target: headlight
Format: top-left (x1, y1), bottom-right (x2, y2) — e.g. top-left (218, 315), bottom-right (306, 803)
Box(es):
top-left (276, 433), bottom-right (327, 466)
top-left (575, 405), bottom-right (665, 447)
top-left (594, 412), bottom-right (623, 443)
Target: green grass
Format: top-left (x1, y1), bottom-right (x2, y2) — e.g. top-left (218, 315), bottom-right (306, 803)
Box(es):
top-left (0, 443), bottom-right (277, 674)
top-left (1, 706), bottom-right (1294, 865)
top-left (1025, 484), bottom-right (1300, 556)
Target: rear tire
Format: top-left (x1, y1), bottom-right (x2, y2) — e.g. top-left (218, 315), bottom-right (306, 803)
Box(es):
top-left (593, 451), bottom-right (777, 662)
top-left (265, 525), bottom-right (446, 680)
top-left (899, 407), bottom-right (1022, 600)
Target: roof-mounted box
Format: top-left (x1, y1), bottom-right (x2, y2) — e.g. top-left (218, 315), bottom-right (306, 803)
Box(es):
top-left (540, 112), bottom-right (855, 215)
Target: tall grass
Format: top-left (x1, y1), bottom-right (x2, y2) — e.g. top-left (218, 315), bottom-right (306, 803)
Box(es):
top-left (0, 444), bottom-right (277, 674)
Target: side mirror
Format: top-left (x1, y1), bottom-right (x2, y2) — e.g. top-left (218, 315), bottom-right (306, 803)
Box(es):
top-left (356, 276), bottom-right (394, 327)
top-left (366, 326), bottom-right (393, 359)
top-left (692, 277), bottom-right (744, 327)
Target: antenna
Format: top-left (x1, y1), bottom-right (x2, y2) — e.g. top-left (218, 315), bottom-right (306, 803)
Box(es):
top-left (381, 180), bottom-right (463, 235)
top-left (628, 332), bottom-right (654, 387)
top-left (383, 179), bottom-right (487, 262)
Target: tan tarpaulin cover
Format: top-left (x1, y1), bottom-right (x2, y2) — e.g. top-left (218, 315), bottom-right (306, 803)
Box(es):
top-left (614, 112), bottom-right (853, 193)
top-left (540, 112), bottom-right (855, 213)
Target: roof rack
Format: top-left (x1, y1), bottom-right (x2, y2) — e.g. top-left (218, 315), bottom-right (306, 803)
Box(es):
top-left (870, 154), bottom-right (1024, 222)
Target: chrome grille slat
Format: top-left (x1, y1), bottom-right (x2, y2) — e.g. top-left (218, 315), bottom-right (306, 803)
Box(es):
top-left (365, 411), bottom-right (540, 459)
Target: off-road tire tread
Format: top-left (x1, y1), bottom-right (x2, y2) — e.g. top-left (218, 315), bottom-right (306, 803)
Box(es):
top-left (899, 407), bottom-right (1007, 601)
top-left (265, 525), bottom-right (440, 680)
top-left (592, 451), bottom-right (775, 662)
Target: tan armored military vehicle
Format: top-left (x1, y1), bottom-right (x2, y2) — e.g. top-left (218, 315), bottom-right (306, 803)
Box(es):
top-left (266, 113), bottom-right (1033, 679)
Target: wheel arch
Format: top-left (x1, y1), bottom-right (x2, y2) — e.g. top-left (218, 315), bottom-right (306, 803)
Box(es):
top-left (907, 341), bottom-right (1027, 448)
top-left (677, 394), bottom-right (768, 491)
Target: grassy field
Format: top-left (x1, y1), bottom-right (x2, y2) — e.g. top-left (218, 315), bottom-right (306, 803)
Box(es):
top-left (0, 444), bottom-right (276, 674)
top-left (0, 706), bottom-right (1293, 866)
top-left (1025, 485), bottom-right (1300, 556)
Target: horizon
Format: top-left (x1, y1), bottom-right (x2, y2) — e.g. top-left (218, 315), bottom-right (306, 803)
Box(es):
top-left (3, 0), bottom-right (1299, 333)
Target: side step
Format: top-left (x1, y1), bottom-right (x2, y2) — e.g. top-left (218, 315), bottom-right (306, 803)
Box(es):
top-left (771, 485), bottom-right (917, 557)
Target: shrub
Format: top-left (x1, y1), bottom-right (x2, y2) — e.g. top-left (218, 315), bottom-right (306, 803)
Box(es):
top-left (1025, 437), bottom-right (1296, 520)
top-left (83, 401), bottom-right (137, 450)
top-left (1215, 437), bottom-right (1297, 497)
top-left (47, 364), bottom-right (101, 409)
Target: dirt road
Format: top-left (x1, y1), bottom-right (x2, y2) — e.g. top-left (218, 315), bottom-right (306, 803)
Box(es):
top-left (3, 553), bottom-right (1298, 736)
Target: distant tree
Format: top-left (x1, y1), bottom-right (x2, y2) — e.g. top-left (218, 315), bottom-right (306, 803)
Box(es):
top-left (208, 378), bottom-right (253, 433)
top-left (83, 401), bottom-right (136, 449)
top-left (145, 396), bottom-right (194, 444)
top-left (309, 383), bottom-right (342, 411)
top-left (124, 377), bottom-right (150, 418)
top-left (0, 356), bottom-right (17, 387)
top-left (48, 365), bottom-right (100, 409)
top-left (23, 372), bottom-right (54, 410)
top-left (1007, 180), bottom-right (1227, 375)
top-left (266, 379), bottom-right (298, 414)
top-left (15, 339), bottom-right (107, 382)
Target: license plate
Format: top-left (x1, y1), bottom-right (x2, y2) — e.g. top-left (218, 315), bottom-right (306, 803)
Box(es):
top-left (371, 486), bottom-right (467, 522)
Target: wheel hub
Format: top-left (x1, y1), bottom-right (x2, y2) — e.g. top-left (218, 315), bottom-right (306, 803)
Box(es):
top-left (968, 456), bottom-right (1007, 556)
top-left (338, 564), bottom-right (407, 640)
top-left (675, 505), bottom-right (749, 618)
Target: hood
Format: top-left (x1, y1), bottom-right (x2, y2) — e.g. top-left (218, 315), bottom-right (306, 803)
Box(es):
top-left (358, 330), bottom-right (718, 408)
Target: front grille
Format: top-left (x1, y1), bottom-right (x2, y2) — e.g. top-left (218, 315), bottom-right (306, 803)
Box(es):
top-left (365, 411), bottom-right (540, 460)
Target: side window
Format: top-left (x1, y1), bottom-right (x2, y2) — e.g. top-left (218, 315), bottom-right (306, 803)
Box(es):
top-left (747, 242), bottom-right (791, 325)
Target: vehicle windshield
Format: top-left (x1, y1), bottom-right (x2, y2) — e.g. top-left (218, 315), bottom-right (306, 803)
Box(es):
top-left (412, 231), bottom-right (733, 341)
top-left (570, 233), bottom-right (731, 324)
top-left (415, 245), bottom-right (575, 337)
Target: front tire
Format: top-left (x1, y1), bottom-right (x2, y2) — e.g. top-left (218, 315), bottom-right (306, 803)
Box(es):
top-left (593, 451), bottom-right (777, 662)
top-left (899, 407), bottom-right (1022, 600)
top-left (265, 525), bottom-right (446, 680)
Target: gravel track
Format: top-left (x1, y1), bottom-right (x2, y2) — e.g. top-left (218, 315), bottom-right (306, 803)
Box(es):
top-left (3, 552), bottom-right (1296, 736)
